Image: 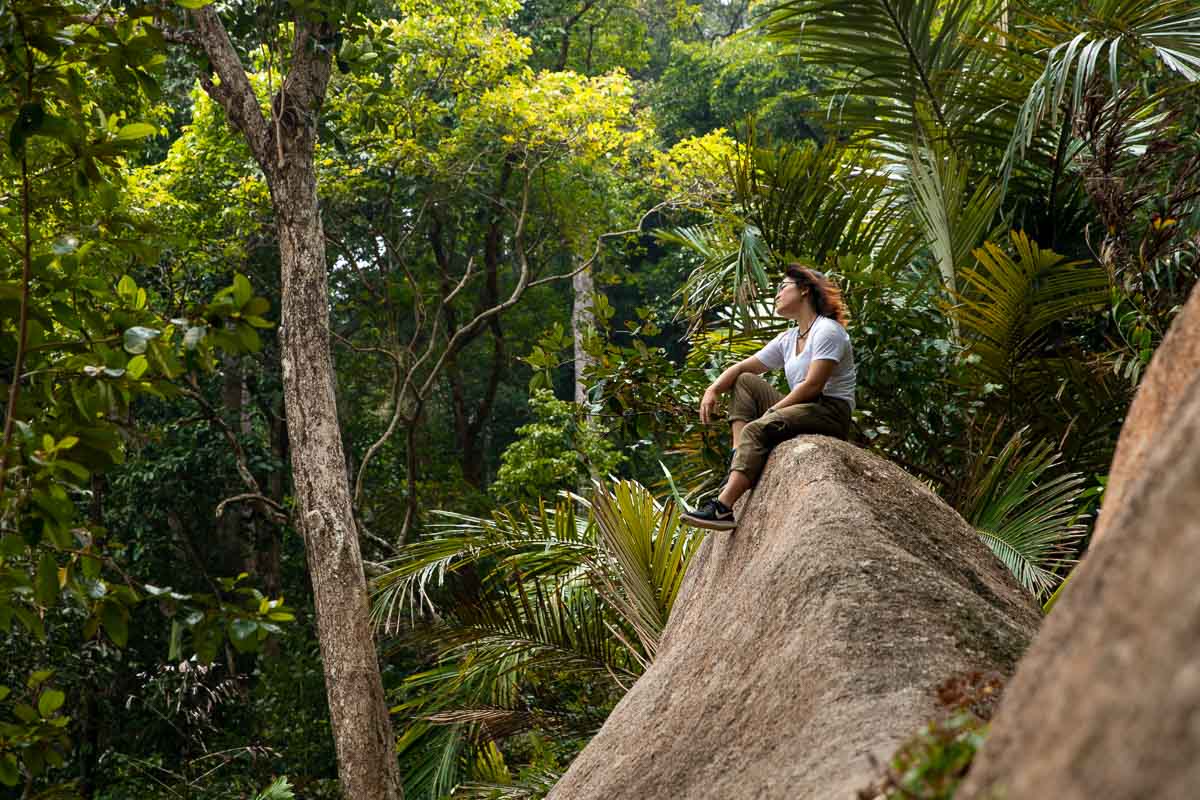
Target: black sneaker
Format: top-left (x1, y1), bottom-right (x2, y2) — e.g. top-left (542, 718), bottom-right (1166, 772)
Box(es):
top-left (682, 499), bottom-right (736, 531)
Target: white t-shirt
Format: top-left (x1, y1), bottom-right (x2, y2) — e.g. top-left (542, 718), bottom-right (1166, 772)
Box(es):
top-left (753, 317), bottom-right (856, 411)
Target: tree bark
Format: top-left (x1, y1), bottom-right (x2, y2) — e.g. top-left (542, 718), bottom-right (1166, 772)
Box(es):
top-left (572, 264), bottom-right (596, 406)
top-left (188, 10), bottom-right (403, 799)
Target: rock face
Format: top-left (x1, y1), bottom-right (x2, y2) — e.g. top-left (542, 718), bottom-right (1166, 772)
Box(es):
top-left (548, 437), bottom-right (1040, 800)
top-left (957, 366), bottom-right (1200, 796)
top-left (1093, 285), bottom-right (1200, 544)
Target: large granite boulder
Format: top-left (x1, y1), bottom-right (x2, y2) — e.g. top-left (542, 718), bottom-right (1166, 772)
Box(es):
top-left (548, 437), bottom-right (1040, 800)
top-left (1092, 285), bottom-right (1200, 545)
top-left (958, 321), bottom-right (1200, 799)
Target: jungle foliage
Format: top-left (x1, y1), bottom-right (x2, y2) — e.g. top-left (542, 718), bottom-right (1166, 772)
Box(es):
top-left (1, 0), bottom-right (1197, 796)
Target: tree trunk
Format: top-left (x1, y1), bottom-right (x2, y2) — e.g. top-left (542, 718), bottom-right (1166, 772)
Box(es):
top-left (188, 11), bottom-right (403, 798)
top-left (572, 265), bottom-right (595, 406)
top-left (274, 159), bottom-right (404, 800)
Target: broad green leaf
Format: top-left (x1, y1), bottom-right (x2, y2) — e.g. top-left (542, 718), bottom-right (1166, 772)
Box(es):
top-left (14, 606), bottom-right (46, 640)
top-left (35, 551), bottom-right (59, 607)
top-left (126, 355), bottom-right (149, 380)
top-left (117, 274), bottom-right (137, 299)
top-left (37, 688), bottom-right (65, 717)
top-left (243, 296), bottom-right (270, 316)
top-left (0, 753), bottom-right (18, 787)
top-left (100, 602), bottom-right (128, 647)
top-left (123, 326), bottom-right (161, 354)
top-left (229, 618), bottom-right (259, 652)
top-left (232, 274), bottom-right (253, 307)
top-left (26, 670), bottom-right (52, 689)
top-left (114, 122), bottom-right (156, 141)
top-left (183, 325), bottom-right (207, 350)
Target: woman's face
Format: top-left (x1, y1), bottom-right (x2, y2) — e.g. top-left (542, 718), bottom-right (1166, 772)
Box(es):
top-left (774, 278), bottom-right (808, 318)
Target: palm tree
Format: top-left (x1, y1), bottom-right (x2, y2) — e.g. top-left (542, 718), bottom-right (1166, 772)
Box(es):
top-left (371, 481), bottom-right (699, 798)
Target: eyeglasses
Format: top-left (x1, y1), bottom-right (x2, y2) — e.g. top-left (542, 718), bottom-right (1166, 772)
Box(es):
top-left (775, 280), bottom-right (803, 295)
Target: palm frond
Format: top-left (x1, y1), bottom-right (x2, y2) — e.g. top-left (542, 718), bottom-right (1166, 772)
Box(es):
top-left (960, 426), bottom-right (1087, 598)
top-left (949, 230), bottom-right (1109, 384)
top-left (370, 499), bottom-right (598, 632)
top-left (662, 222), bottom-right (772, 331)
top-left (665, 137), bottom-right (924, 329)
top-left (1005, 0), bottom-right (1200, 178)
top-left (760, 0), bottom-right (1009, 146)
top-left (589, 480), bottom-right (700, 660)
top-left (385, 481), bottom-right (701, 796)
top-left (908, 139), bottom-right (1003, 294)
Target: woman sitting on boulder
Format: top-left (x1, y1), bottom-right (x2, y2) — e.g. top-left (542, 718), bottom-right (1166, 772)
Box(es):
top-left (682, 265), bottom-right (856, 531)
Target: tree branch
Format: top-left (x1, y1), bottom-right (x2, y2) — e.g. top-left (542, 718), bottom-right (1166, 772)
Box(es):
top-left (188, 7), bottom-right (272, 166)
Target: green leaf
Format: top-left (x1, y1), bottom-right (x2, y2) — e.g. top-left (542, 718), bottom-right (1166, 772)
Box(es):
top-left (1, 535), bottom-right (24, 557)
top-left (123, 326), bottom-right (161, 354)
top-left (27, 670), bottom-right (53, 689)
top-left (229, 618), bottom-right (259, 652)
top-left (176, 0), bottom-right (215, 7)
top-left (114, 122), bottom-right (156, 141)
top-left (37, 688), bottom-right (65, 717)
top-left (232, 273), bottom-right (253, 307)
top-left (100, 601), bottom-right (128, 647)
top-left (117, 274), bottom-right (137, 300)
top-left (126, 354), bottom-right (149, 380)
top-left (14, 606), bottom-right (46, 640)
top-left (236, 325), bottom-right (262, 352)
top-left (35, 551), bottom-right (59, 607)
top-left (81, 555), bottom-right (101, 580)
top-left (0, 685), bottom-right (9, 702)
top-left (0, 753), bottom-right (19, 787)
top-left (243, 296), bottom-right (270, 316)
top-left (168, 620), bottom-right (183, 660)
top-left (183, 325), bottom-right (207, 350)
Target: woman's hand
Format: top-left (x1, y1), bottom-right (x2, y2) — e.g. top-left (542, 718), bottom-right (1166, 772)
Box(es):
top-left (699, 387), bottom-right (720, 424)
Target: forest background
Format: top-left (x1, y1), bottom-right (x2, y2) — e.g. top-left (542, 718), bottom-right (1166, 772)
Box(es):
top-left (1, 0), bottom-right (1198, 797)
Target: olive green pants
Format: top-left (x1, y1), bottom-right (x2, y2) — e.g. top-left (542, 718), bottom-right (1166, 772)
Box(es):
top-left (727, 373), bottom-right (851, 484)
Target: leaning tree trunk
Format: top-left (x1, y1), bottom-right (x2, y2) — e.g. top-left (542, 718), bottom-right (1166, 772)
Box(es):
top-left (188, 10), bottom-right (403, 799)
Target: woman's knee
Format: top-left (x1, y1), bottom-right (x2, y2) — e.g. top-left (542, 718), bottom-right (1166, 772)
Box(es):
top-left (740, 418), bottom-right (768, 444)
top-left (734, 372), bottom-right (765, 394)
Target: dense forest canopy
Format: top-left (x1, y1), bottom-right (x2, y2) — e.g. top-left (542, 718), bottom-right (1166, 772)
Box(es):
top-left (1, 0), bottom-right (1198, 796)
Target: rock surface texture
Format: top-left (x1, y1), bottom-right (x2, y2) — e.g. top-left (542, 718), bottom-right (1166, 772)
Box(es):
top-left (1093, 284), bottom-right (1200, 545)
top-left (548, 437), bottom-right (1040, 800)
top-left (957, 363), bottom-right (1200, 797)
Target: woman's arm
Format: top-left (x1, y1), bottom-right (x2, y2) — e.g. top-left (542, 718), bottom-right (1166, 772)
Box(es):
top-left (771, 359), bottom-right (835, 411)
top-left (699, 356), bottom-right (769, 423)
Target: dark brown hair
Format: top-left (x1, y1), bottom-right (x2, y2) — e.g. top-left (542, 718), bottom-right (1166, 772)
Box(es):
top-left (784, 264), bottom-right (849, 326)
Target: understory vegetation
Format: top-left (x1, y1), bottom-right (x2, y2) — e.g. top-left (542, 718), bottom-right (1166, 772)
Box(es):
top-left (1, 0), bottom-right (1197, 796)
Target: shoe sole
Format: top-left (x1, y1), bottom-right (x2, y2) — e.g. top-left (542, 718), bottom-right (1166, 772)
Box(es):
top-left (682, 514), bottom-right (737, 532)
